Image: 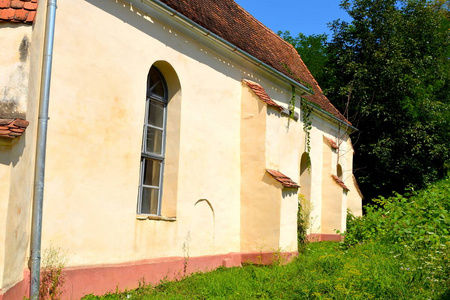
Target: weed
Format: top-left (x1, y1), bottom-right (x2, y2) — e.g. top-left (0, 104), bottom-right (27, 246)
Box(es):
top-left (298, 193), bottom-right (312, 249)
top-left (39, 244), bottom-right (68, 300)
top-left (182, 231), bottom-right (191, 277)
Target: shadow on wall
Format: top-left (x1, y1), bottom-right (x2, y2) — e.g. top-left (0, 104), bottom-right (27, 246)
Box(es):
top-left (0, 134), bottom-right (26, 167)
top-left (1, 135), bottom-right (29, 290)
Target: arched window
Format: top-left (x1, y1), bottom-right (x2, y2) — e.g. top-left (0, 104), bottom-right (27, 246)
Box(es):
top-left (137, 66), bottom-right (168, 215)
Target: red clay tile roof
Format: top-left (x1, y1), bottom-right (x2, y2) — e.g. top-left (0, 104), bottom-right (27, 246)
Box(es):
top-left (352, 175), bottom-right (364, 199)
top-left (243, 79), bottom-right (283, 110)
top-left (0, 0), bottom-right (37, 24)
top-left (0, 118), bottom-right (29, 138)
top-left (332, 175), bottom-right (349, 192)
top-left (158, 0), bottom-right (350, 125)
top-left (267, 169), bottom-right (299, 189)
top-left (325, 137), bottom-right (339, 150)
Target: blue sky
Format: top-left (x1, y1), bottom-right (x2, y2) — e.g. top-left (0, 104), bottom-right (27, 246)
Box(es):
top-left (233, 0), bottom-right (352, 37)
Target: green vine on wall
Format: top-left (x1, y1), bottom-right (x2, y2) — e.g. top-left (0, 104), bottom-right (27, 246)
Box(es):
top-left (301, 100), bottom-right (313, 170)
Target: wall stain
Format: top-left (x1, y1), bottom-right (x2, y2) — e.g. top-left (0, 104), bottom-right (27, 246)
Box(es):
top-left (0, 35), bottom-right (29, 118)
top-left (19, 36), bottom-right (29, 63)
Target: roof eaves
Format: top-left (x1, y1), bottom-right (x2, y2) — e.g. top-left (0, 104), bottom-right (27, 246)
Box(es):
top-left (126, 0), bottom-right (314, 96)
top-left (243, 79), bottom-right (284, 110)
top-left (352, 175), bottom-right (364, 199)
top-left (0, 118), bottom-right (30, 145)
top-left (324, 136), bottom-right (339, 150)
top-left (303, 99), bottom-right (357, 133)
top-left (267, 169), bottom-right (299, 189)
top-left (332, 175), bottom-right (349, 192)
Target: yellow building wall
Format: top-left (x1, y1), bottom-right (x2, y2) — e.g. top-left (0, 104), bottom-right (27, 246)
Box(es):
top-left (240, 84), bottom-right (282, 253)
top-left (1, 0), bottom-right (362, 293)
top-left (0, 24), bottom-right (30, 119)
top-left (0, 147), bottom-right (11, 289)
top-left (297, 112), bottom-right (362, 236)
top-left (39, 0), bottom-right (245, 266)
top-left (0, 1), bottom-right (48, 290)
top-left (321, 138), bottom-right (343, 234)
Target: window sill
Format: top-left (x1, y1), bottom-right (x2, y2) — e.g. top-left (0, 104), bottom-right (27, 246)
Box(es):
top-left (136, 215), bottom-right (177, 222)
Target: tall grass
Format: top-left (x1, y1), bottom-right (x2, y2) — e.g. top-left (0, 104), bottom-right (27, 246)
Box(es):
top-left (84, 177), bottom-right (449, 300)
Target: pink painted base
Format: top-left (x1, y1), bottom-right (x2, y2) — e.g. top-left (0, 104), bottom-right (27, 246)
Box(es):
top-left (307, 233), bottom-right (343, 242)
top-left (1, 251), bottom-right (297, 300)
top-left (0, 269), bottom-right (29, 300)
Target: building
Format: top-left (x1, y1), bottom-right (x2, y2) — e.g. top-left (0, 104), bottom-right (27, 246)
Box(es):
top-left (0, 0), bottom-right (363, 298)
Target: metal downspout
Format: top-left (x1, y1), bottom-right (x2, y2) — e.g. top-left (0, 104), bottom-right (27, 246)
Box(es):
top-left (30, 0), bottom-right (57, 299)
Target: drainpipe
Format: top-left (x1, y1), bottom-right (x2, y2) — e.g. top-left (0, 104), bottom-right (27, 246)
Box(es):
top-left (30, 0), bottom-right (57, 299)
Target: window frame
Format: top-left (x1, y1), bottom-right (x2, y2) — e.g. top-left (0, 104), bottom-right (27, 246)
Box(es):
top-left (137, 66), bottom-right (168, 216)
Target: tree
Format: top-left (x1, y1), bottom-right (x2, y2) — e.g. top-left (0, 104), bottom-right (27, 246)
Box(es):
top-left (324, 0), bottom-right (450, 201)
top-left (278, 31), bottom-right (329, 85)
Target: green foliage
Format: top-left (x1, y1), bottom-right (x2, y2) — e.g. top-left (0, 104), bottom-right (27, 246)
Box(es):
top-left (324, 0), bottom-right (450, 200)
top-left (344, 177), bottom-right (450, 294)
top-left (280, 1), bottom-right (450, 201)
top-left (83, 242), bottom-right (448, 299)
top-left (278, 31), bottom-right (329, 84)
top-left (297, 194), bottom-right (312, 248)
top-left (301, 101), bottom-right (313, 169)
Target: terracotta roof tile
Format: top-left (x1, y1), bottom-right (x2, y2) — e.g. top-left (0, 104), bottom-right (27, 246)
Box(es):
top-left (267, 169), bottom-right (299, 189)
top-left (325, 137), bottom-right (339, 150)
top-left (0, 0), bottom-right (10, 9)
top-left (0, 118), bottom-right (29, 139)
top-left (11, 1), bottom-right (24, 9)
top-left (0, 0), bottom-right (37, 24)
top-left (332, 175), bottom-right (349, 192)
top-left (243, 79), bottom-right (283, 110)
top-left (158, 0), bottom-right (350, 125)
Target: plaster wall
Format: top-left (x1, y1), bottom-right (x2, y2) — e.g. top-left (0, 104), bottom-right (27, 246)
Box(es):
top-left (279, 190), bottom-right (298, 251)
top-left (263, 92), bottom-right (302, 252)
top-left (0, 0), bottom-right (48, 292)
top-left (240, 86), bottom-right (282, 253)
top-left (39, 0), bottom-right (245, 267)
top-left (321, 139), bottom-right (343, 233)
top-left (302, 114), bottom-right (325, 234)
top-left (0, 24), bottom-right (31, 119)
top-left (0, 147), bottom-right (11, 289)
top-left (300, 112), bottom-right (358, 235)
top-left (346, 147), bottom-right (363, 217)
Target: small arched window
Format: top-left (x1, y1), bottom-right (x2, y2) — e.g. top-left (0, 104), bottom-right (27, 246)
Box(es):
top-left (137, 66), bottom-right (168, 215)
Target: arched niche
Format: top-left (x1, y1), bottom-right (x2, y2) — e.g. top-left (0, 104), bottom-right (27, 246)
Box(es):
top-left (337, 164), bottom-right (343, 180)
top-left (299, 152), bottom-right (312, 206)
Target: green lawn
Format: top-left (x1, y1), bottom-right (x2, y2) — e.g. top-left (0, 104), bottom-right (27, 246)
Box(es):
top-left (82, 241), bottom-right (448, 300)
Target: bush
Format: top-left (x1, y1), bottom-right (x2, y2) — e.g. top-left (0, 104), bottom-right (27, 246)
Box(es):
top-left (344, 177), bottom-right (450, 296)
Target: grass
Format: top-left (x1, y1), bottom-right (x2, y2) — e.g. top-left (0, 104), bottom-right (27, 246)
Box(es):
top-left (83, 177), bottom-right (449, 300)
top-left (82, 241), bottom-right (448, 300)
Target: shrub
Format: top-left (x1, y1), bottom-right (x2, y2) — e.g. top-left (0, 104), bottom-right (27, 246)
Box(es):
top-left (344, 177), bottom-right (450, 296)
